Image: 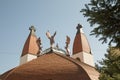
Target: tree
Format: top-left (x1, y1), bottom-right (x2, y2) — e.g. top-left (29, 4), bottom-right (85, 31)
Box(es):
top-left (97, 47), bottom-right (120, 80)
top-left (81, 0), bottom-right (120, 79)
top-left (81, 0), bottom-right (120, 47)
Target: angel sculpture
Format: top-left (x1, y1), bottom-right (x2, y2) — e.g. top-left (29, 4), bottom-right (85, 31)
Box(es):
top-left (65, 36), bottom-right (70, 56)
top-left (46, 31), bottom-right (56, 48)
top-left (37, 37), bottom-right (42, 55)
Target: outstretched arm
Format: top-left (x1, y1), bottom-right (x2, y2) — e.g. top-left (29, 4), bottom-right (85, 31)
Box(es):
top-left (46, 31), bottom-right (51, 39)
top-left (53, 31), bottom-right (56, 38)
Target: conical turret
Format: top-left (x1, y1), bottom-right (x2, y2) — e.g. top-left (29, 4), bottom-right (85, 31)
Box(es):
top-left (72, 24), bottom-right (94, 66)
top-left (73, 24), bottom-right (91, 54)
top-left (20, 26), bottom-right (39, 65)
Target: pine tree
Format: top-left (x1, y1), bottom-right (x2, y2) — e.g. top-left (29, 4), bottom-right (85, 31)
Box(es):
top-left (81, 0), bottom-right (120, 47)
top-left (97, 47), bottom-right (120, 80)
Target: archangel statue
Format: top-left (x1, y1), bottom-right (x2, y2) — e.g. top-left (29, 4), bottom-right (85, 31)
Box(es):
top-left (37, 37), bottom-right (42, 55)
top-left (46, 31), bottom-right (56, 48)
top-left (65, 35), bottom-right (70, 56)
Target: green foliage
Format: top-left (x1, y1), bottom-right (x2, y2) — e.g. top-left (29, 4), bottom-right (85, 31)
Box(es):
top-left (81, 0), bottom-right (120, 47)
top-left (81, 0), bottom-right (120, 79)
top-left (97, 47), bottom-right (120, 80)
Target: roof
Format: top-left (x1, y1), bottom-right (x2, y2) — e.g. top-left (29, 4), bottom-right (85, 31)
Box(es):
top-left (1, 24), bottom-right (99, 80)
top-left (2, 51), bottom-right (99, 80)
top-left (0, 68), bottom-right (14, 80)
top-left (21, 26), bottom-right (39, 56)
top-left (73, 24), bottom-right (91, 54)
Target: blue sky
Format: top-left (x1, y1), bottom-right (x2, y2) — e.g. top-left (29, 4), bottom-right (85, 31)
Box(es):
top-left (0, 0), bottom-right (108, 74)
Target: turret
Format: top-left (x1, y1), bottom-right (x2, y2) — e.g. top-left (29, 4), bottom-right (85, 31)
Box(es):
top-left (72, 24), bottom-right (95, 66)
top-left (20, 26), bottom-right (39, 65)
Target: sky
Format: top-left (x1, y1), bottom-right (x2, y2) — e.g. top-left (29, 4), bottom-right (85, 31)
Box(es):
top-left (0, 0), bottom-right (108, 74)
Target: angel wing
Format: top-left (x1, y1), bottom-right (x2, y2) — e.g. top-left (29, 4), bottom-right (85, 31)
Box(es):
top-left (46, 31), bottom-right (51, 39)
top-left (52, 31), bottom-right (56, 38)
top-left (66, 35), bottom-right (70, 44)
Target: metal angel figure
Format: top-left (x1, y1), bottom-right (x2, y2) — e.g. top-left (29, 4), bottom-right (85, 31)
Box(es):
top-left (37, 37), bottom-right (42, 56)
top-left (65, 35), bottom-right (71, 56)
top-left (46, 31), bottom-right (56, 48)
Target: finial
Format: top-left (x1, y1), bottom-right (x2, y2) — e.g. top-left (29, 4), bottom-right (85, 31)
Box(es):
top-left (76, 24), bottom-right (84, 33)
top-left (76, 24), bottom-right (82, 30)
top-left (29, 26), bottom-right (36, 32)
top-left (46, 31), bottom-right (57, 48)
top-left (29, 26), bottom-right (36, 35)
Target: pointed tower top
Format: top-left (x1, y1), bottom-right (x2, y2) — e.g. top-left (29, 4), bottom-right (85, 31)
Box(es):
top-left (73, 24), bottom-right (91, 54)
top-left (21, 26), bottom-right (39, 57)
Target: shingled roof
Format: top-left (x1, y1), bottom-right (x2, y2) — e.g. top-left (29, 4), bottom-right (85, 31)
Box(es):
top-left (2, 51), bottom-right (99, 80)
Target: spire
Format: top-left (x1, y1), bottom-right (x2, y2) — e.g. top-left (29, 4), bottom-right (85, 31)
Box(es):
top-left (72, 24), bottom-right (94, 67)
top-left (21, 26), bottom-right (39, 57)
top-left (73, 24), bottom-right (91, 54)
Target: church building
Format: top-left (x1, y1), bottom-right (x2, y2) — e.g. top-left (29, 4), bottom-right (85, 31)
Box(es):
top-left (0, 24), bottom-right (99, 80)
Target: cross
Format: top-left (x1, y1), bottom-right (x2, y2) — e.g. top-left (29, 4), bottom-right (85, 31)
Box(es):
top-left (76, 24), bottom-right (82, 30)
top-left (29, 26), bottom-right (36, 32)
